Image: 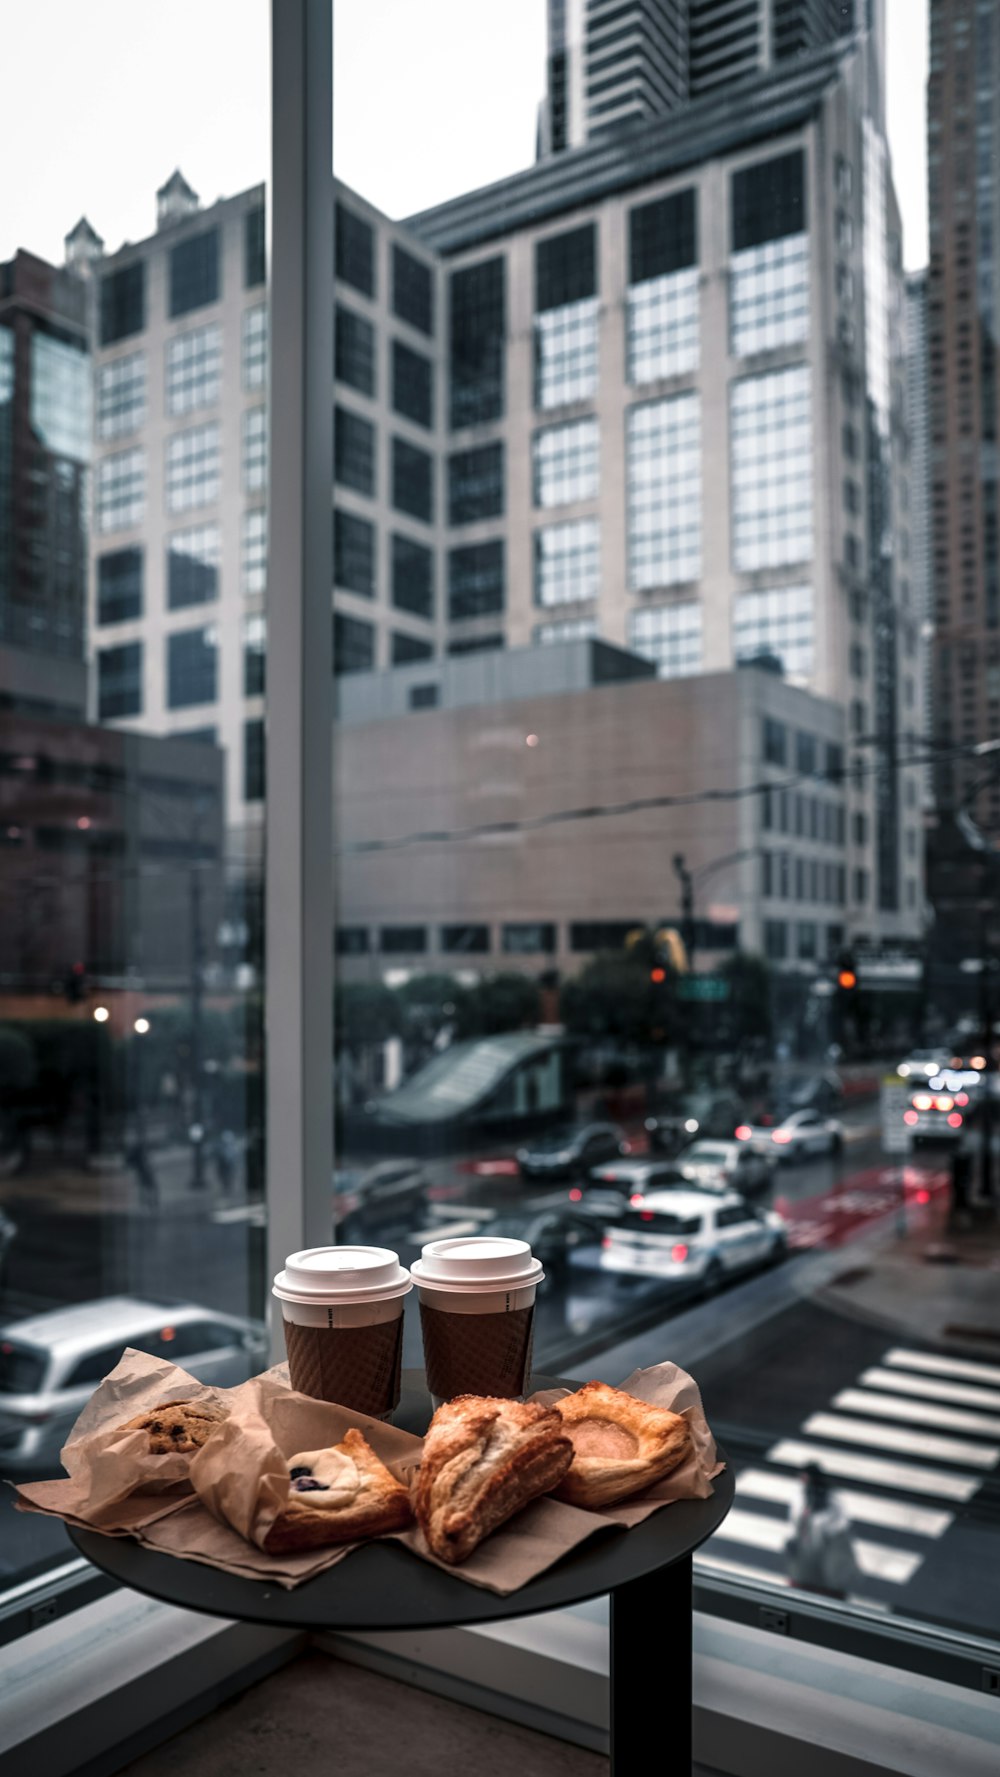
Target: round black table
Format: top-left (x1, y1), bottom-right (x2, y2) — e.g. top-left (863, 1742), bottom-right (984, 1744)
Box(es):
top-left (69, 1372), bottom-right (733, 1774)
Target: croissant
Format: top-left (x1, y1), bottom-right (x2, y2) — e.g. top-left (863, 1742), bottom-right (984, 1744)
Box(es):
top-left (551, 1381), bottom-right (691, 1507)
top-left (412, 1394), bottom-right (573, 1564)
top-left (262, 1427), bottom-right (413, 1553)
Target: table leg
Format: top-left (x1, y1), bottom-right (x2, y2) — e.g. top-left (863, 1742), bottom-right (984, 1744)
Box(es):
top-left (609, 1554), bottom-right (692, 1775)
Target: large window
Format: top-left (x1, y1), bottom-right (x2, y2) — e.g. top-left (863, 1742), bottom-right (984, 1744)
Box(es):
top-left (448, 539), bottom-right (504, 619)
top-left (336, 200), bottom-right (376, 297)
top-left (448, 442), bottom-right (504, 524)
top-left (167, 625), bottom-right (218, 709)
top-left (244, 613), bottom-right (266, 696)
top-left (166, 324), bottom-right (221, 415)
top-left (731, 234), bottom-right (809, 357)
top-left (242, 303), bottom-right (268, 391)
top-left (334, 405), bottom-right (376, 496)
top-left (535, 616), bottom-right (598, 645)
top-left (334, 508), bottom-right (376, 597)
top-left (626, 393), bottom-right (701, 587)
top-left (730, 365), bottom-right (812, 570)
top-left (534, 518), bottom-right (600, 607)
top-left (244, 201), bottom-right (266, 288)
top-left (334, 610), bottom-right (376, 674)
top-left (392, 532), bottom-right (434, 616)
top-left (392, 435), bottom-right (433, 522)
top-left (449, 255), bottom-right (505, 428)
top-left (99, 261), bottom-right (146, 346)
top-left (535, 298), bottom-right (599, 410)
top-left (391, 339), bottom-right (434, 429)
top-left (167, 525), bottom-right (220, 610)
top-left (242, 507), bottom-right (267, 596)
top-left (533, 417), bottom-right (598, 508)
top-left (392, 242), bottom-right (434, 336)
top-left (166, 423), bottom-right (220, 513)
top-left (96, 446), bottom-right (145, 533)
top-left (169, 226), bottom-right (220, 318)
top-left (242, 406), bottom-right (267, 494)
top-left (96, 352), bottom-right (146, 439)
top-left (629, 601), bottom-right (703, 677)
top-left (734, 584), bottom-right (814, 677)
top-left (96, 546), bottom-right (143, 625)
top-left (627, 186), bottom-right (699, 383)
top-left (97, 640), bottom-right (143, 718)
top-left (335, 304), bottom-right (376, 396)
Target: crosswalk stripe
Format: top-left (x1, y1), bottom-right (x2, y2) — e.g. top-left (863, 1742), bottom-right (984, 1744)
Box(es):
top-left (883, 1348), bottom-right (1000, 1389)
top-left (860, 1366), bottom-right (1000, 1413)
top-left (834, 1387), bottom-right (1000, 1439)
top-left (714, 1510), bottom-right (924, 1583)
top-left (803, 1412), bottom-right (999, 1469)
top-left (767, 1439), bottom-right (980, 1501)
top-left (736, 1468), bottom-right (952, 1537)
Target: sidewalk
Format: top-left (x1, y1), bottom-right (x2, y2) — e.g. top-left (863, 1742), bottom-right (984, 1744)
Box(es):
top-left (818, 1208), bottom-right (1000, 1356)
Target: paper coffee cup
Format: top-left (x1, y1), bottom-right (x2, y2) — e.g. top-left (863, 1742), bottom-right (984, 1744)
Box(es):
top-left (411, 1237), bottom-right (543, 1405)
top-left (272, 1246), bottom-right (411, 1419)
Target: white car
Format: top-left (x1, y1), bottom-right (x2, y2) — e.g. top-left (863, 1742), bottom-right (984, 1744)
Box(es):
top-left (678, 1139), bottom-right (774, 1196)
top-left (0, 1296), bottom-right (268, 1469)
top-left (588, 1158), bottom-right (688, 1197)
top-left (599, 1188), bottom-right (787, 1292)
top-left (896, 1049), bottom-right (953, 1081)
top-left (739, 1108), bottom-right (843, 1163)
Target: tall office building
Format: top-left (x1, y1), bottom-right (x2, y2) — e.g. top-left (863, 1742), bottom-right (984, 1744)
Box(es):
top-left (905, 269), bottom-right (933, 804)
top-left (0, 249), bottom-right (91, 663)
top-left (927, 0), bottom-right (1000, 836)
top-left (537, 0), bottom-right (867, 154)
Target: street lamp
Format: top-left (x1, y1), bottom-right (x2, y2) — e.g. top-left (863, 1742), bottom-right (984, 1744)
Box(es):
top-left (93, 1005), bottom-right (110, 1024)
top-left (134, 1016), bottom-right (150, 1035)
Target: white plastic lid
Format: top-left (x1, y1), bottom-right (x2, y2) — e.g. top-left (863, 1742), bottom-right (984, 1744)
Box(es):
top-left (272, 1246), bottom-right (412, 1306)
top-left (410, 1235), bottom-right (543, 1292)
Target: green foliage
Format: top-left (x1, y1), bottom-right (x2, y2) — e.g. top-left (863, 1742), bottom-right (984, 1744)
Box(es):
top-left (717, 952), bottom-right (773, 1043)
top-left (562, 950), bottom-right (679, 1046)
top-left (335, 982), bottom-right (402, 1049)
top-left (454, 973), bottom-right (541, 1037)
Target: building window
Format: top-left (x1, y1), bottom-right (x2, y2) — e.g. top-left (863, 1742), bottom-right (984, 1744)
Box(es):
top-left (334, 610), bottom-right (376, 675)
top-left (732, 149), bottom-right (806, 252)
top-left (96, 446), bottom-right (145, 533)
top-left (380, 926), bottom-right (429, 954)
top-left (534, 518), bottom-right (600, 607)
top-left (242, 508), bottom-right (267, 596)
top-left (392, 243), bottom-right (434, 336)
top-left (797, 921), bottom-right (817, 960)
top-left (334, 304), bottom-right (375, 396)
top-left (392, 533), bottom-right (434, 617)
top-left (626, 392), bottom-right (701, 588)
top-left (535, 297), bottom-right (599, 409)
top-left (337, 927), bottom-right (370, 955)
top-left (535, 618), bottom-right (598, 645)
top-left (242, 406), bottom-right (267, 494)
top-left (628, 267), bottom-right (700, 385)
top-left (448, 539), bottom-right (504, 620)
top-left (392, 436), bottom-right (433, 521)
top-left (167, 625), bottom-right (218, 709)
top-left (570, 921), bottom-right (642, 952)
top-left (448, 442), bottom-right (504, 524)
top-left (448, 635), bottom-right (503, 656)
top-left (441, 924), bottom-right (490, 954)
top-left (630, 188), bottom-right (697, 282)
top-left (335, 201), bottom-right (375, 298)
top-left (97, 640), bottom-right (143, 719)
top-left (449, 255), bottom-right (505, 429)
top-left (503, 923), bottom-right (557, 955)
top-left (853, 810), bottom-right (868, 844)
top-left (166, 423), bottom-right (220, 513)
top-left (166, 323), bottom-right (221, 415)
top-left (730, 233), bottom-right (808, 357)
top-left (96, 352), bottom-right (146, 440)
top-left (167, 525), bottom-right (220, 610)
top-left (96, 547), bottom-right (143, 625)
top-left (853, 867), bottom-right (869, 903)
top-left (242, 303), bottom-right (268, 391)
top-left (391, 631), bottom-right (433, 665)
top-left (409, 683), bottom-right (439, 708)
top-left (734, 584), bottom-right (814, 677)
top-left (244, 718), bottom-right (265, 802)
top-left (629, 601), bottom-right (703, 678)
top-left (169, 227), bottom-right (220, 318)
top-left (99, 261), bottom-right (146, 347)
top-left (244, 613), bottom-right (266, 696)
top-left (533, 417), bottom-right (598, 508)
top-left (334, 509), bottom-right (376, 597)
top-left (730, 365), bottom-right (812, 570)
top-left (334, 405), bottom-right (375, 497)
top-left (763, 716), bottom-right (787, 765)
top-left (392, 340), bottom-right (434, 429)
top-left (244, 203), bottom-right (266, 288)
top-left (764, 919), bottom-right (788, 960)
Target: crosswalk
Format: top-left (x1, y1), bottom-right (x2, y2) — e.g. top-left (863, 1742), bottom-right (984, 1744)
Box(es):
top-left (698, 1344), bottom-right (1000, 1600)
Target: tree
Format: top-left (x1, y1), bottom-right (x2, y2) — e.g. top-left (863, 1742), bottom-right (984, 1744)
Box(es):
top-left (334, 982), bottom-right (401, 1050)
top-left (562, 949), bottom-right (679, 1047)
top-left (454, 973), bottom-right (541, 1038)
top-left (717, 952), bottom-right (773, 1046)
top-left (395, 973), bottom-right (467, 1047)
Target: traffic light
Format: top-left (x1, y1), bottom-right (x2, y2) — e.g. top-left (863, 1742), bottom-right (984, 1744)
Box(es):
top-left (650, 967), bottom-right (667, 984)
top-left (838, 968), bottom-right (857, 991)
top-left (65, 962), bottom-right (86, 1004)
top-left (836, 950), bottom-right (857, 992)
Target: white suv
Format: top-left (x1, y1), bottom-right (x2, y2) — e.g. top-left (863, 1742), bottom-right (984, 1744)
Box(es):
top-left (599, 1189), bottom-right (786, 1293)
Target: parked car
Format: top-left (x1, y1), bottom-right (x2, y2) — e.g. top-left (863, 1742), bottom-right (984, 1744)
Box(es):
top-left (644, 1092), bottom-right (747, 1155)
top-left (0, 1297), bottom-right (268, 1469)
top-left (895, 1048), bottom-right (953, 1081)
top-left (678, 1139), bottom-right (774, 1197)
top-left (334, 1158), bottom-right (430, 1237)
top-left (738, 1108), bottom-right (843, 1163)
top-left (486, 1207), bottom-right (606, 1274)
top-left (599, 1190), bottom-right (786, 1291)
top-left (516, 1122), bottom-right (628, 1182)
top-left (588, 1157), bottom-right (690, 1198)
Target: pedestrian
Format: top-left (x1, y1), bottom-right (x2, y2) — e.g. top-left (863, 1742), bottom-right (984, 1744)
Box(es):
top-left (786, 1463), bottom-right (861, 1599)
top-left (126, 1137), bottom-right (158, 1212)
top-left (215, 1127), bottom-right (238, 1194)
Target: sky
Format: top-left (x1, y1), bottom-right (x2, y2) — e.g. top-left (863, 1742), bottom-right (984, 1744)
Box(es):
top-left (1, 0), bottom-right (928, 271)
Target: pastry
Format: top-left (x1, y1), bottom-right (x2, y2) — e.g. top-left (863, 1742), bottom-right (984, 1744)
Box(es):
top-left (118, 1398), bottom-right (228, 1454)
top-left (551, 1381), bottom-right (691, 1507)
top-left (412, 1394), bottom-right (573, 1565)
top-left (262, 1428), bottom-right (413, 1553)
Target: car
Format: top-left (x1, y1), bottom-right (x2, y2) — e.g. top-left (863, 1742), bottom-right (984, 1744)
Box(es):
top-left (737, 1108), bottom-right (843, 1163)
top-left (599, 1189), bottom-right (787, 1291)
top-left (678, 1139), bottom-right (774, 1196)
top-left (484, 1207), bottom-right (607, 1274)
top-left (515, 1122), bottom-right (628, 1181)
top-left (334, 1158), bottom-right (430, 1237)
top-left (588, 1157), bottom-right (690, 1199)
top-left (0, 1296), bottom-right (269, 1470)
top-left (644, 1091), bottom-right (747, 1155)
top-left (896, 1048), bottom-right (953, 1081)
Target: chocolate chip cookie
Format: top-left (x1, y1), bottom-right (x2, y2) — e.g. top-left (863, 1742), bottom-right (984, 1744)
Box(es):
top-left (119, 1399), bottom-right (228, 1454)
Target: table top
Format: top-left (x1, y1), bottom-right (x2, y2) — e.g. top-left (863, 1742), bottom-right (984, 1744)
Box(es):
top-left (68, 1372), bottom-right (734, 1634)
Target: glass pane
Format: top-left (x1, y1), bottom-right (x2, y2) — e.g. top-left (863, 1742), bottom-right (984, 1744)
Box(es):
top-left (0, 3), bottom-right (267, 1599)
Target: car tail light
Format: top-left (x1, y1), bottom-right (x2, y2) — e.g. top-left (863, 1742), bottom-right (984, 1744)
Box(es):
top-left (934, 1095), bottom-right (954, 1113)
top-left (568, 1187), bottom-right (582, 1202)
top-left (671, 1244), bottom-right (689, 1262)
top-left (772, 1129), bottom-right (792, 1145)
top-left (159, 1326), bottom-right (176, 1342)
top-left (956, 1092), bottom-right (969, 1107)
top-left (641, 1210), bottom-right (655, 1222)
top-left (903, 1109), bottom-right (919, 1126)
top-left (630, 1193), bottom-right (644, 1207)
top-left (948, 1112), bottom-right (963, 1128)
top-left (913, 1094), bottom-right (932, 1111)
top-left (916, 1188), bottom-right (930, 1204)
top-left (735, 1125), bottom-right (752, 1141)
top-left (601, 1235), bottom-right (613, 1249)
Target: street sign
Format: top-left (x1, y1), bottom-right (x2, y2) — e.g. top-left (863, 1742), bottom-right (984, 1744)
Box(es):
top-left (677, 976), bottom-right (730, 1002)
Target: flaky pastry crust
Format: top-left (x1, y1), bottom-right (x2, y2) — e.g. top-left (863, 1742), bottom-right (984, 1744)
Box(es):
top-left (118, 1398), bottom-right (228, 1454)
top-left (551, 1380), bottom-right (691, 1507)
top-left (412, 1394), bottom-right (573, 1565)
top-left (262, 1427), bottom-right (412, 1553)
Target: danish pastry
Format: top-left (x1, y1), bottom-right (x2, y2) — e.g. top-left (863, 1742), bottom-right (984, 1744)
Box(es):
top-left (551, 1381), bottom-right (691, 1507)
top-left (118, 1398), bottom-right (228, 1454)
top-left (412, 1394), bottom-right (573, 1565)
top-left (262, 1428), bottom-right (413, 1553)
